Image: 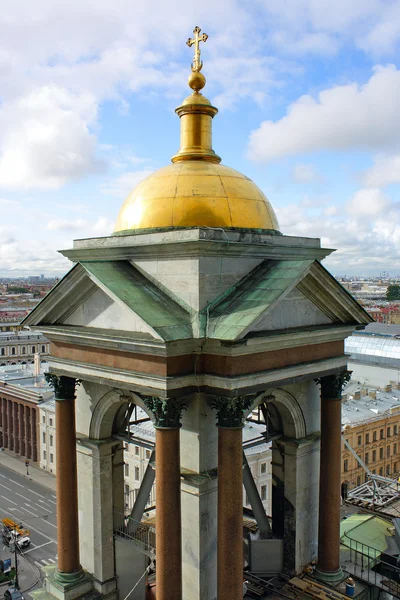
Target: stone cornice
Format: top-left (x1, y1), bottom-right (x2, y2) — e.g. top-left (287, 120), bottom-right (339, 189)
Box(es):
top-left (47, 354), bottom-right (348, 396)
top-left (30, 323), bottom-right (357, 358)
top-left (60, 228), bottom-right (331, 263)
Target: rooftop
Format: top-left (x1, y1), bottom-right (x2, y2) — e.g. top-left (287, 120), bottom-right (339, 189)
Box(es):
top-left (342, 381), bottom-right (400, 426)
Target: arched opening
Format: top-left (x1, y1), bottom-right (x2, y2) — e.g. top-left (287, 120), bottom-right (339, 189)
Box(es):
top-left (21, 347), bottom-right (26, 354)
top-left (11, 347), bottom-right (16, 356)
top-left (31, 346), bottom-right (36, 353)
top-left (0, 348), bottom-right (4, 356)
top-left (41, 345), bottom-right (46, 353)
top-left (243, 389), bottom-right (308, 574)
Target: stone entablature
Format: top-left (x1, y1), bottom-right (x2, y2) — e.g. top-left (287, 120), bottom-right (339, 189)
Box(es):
top-left (0, 332), bottom-right (50, 366)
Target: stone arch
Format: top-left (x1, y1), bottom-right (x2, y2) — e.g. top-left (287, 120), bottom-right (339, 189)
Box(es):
top-left (248, 388), bottom-right (307, 439)
top-left (89, 388), bottom-right (152, 440)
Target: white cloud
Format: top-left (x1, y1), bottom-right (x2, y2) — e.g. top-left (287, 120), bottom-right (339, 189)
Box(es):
top-left (248, 65), bottom-right (400, 162)
top-left (362, 155), bottom-right (400, 187)
top-left (276, 186), bottom-right (400, 274)
top-left (101, 169), bottom-right (154, 198)
top-left (0, 86), bottom-right (104, 190)
top-left (47, 218), bottom-right (87, 232)
top-left (347, 188), bottom-right (390, 218)
top-left (292, 163), bottom-right (321, 183)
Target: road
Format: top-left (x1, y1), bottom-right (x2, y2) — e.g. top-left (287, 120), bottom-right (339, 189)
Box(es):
top-left (0, 462), bottom-right (58, 588)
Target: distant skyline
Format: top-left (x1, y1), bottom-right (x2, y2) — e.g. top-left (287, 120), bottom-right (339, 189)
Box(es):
top-left (1, 1), bottom-right (400, 277)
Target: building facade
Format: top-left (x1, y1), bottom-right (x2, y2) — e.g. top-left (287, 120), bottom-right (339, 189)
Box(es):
top-left (342, 382), bottom-right (400, 488)
top-left (38, 398), bottom-right (57, 474)
top-left (0, 331), bottom-right (50, 366)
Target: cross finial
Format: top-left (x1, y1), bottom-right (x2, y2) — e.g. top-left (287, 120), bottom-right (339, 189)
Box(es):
top-left (186, 26), bottom-right (208, 73)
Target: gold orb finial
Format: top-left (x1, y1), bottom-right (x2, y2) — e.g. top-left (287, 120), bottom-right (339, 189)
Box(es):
top-left (186, 26), bottom-right (208, 73)
top-left (188, 70), bottom-right (206, 92)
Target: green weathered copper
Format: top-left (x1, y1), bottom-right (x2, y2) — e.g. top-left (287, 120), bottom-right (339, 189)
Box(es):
top-left (204, 258), bottom-right (314, 340)
top-left (44, 374), bottom-right (76, 400)
top-left (211, 395), bottom-right (256, 428)
top-left (82, 260), bottom-right (193, 341)
top-left (142, 396), bottom-right (188, 428)
top-left (315, 371), bottom-right (351, 398)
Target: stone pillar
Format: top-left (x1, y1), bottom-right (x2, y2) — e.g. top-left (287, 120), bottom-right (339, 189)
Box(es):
top-left (143, 396), bottom-right (187, 600)
top-left (77, 438), bottom-right (119, 600)
top-left (31, 408), bottom-right (37, 462)
top-left (45, 374), bottom-right (92, 599)
top-left (19, 404), bottom-right (25, 456)
top-left (315, 372), bottom-right (349, 584)
top-left (13, 402), bottom-right (19, 454)
top-left (25, 405), bottom-right (31, 458)
top-left (8, 401), bottom-right (14, 451)
top-left (1, 398), bottom-right (7, 448)
top-left (0, 398), bottom-right (3, 447)
top-left (212, 395), bottom-right (254, 600)
top-left (180, 394), bottom-right (218, 600)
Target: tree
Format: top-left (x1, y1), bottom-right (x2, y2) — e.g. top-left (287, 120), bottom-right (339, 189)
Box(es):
top-left (386, 284), bottom-right (400, 301)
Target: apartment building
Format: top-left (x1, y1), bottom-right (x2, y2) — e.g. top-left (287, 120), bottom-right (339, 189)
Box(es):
top-left (342, 382), bottom-right (400, 488)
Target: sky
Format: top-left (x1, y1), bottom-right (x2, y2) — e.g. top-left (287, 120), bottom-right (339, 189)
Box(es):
top-left (1, 0), bottom-right (400, 277)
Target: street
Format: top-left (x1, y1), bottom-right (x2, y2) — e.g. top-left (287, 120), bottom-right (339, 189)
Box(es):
top-left (0, 462), bottom-right (58, 596)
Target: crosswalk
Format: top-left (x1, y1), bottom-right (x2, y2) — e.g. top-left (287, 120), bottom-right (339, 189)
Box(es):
top-left (34, 556), bottom-right (57, 568)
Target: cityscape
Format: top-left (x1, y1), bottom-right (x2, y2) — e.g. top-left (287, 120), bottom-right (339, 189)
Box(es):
top-left (1, 3), bottom-right (400, 600)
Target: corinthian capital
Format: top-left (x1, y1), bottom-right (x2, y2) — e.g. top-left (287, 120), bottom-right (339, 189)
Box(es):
top-left (315, 371), bottom-right (351, 399)
top-left (211, 394), bottom-right (256, 428)
top-left (44, 373), bottom-right (77, 400)
top-left (141, 396), bottom-right (187, 428)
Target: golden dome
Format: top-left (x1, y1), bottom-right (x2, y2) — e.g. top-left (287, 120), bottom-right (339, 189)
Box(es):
top-left (113, 27), bottom-right (280, 235)
top-left (114, 161), bottom-right (279, 232)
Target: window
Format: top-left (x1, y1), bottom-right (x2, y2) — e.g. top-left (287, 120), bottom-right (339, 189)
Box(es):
top-left (387, 465), bottom-right (391, 475)
top-left (41, 345), bottom-right (45, 353)
top-left (50, 435), bottom-right (53, 446)
top-left (31, 346), bottom-right (36, 353)
top-left (42, 416), bottom-right (45, 424)
top-left (357, 476), bottom-right (361, 486)
top-left (379, 467), bottom-right (384, 476)
top-left (125, 464), bottom-right (129, 477)
top-left (380, 429), bottom-right (384, 439)
top-left (373, 431), bottom-right (377, 442)
top-left (135, 467), bottom-right (140, 481)
top-left (49, 418), bottom-right (53, 426)
top-left (387, 446), bottom-right (391, 457)
top-left (357, 435), bottom-right (362, 446)
top-left (394, 462), bottom-right (398, 473)
top-left (42, 432), bottom-right (46, 444)
top-left (388, 427), bottom-right (391, 437)
top-left (135, 446), bottom-right (139, 456)
top-left (50, 454), bottom-right (53, 463)
top-left (11, 347), bottom-right (15, 355)
top-left (146, 450), bottom-right (151, 459)
top-left (380, 447), bottom-right (384, 459)
top-left (395, 424), bottom-right (398, 435)
top-left (261, 462), bottom-right (267, 474)
top-left (21, 347), bottom-right (25, 354)
top-left (394, 443), bottom-right (398, 455)
top-left (43, 450), bottom-right (46, 460)
top-left (365, 453), bottom-right (369, 465)
top-left (260, 485), bottom-right (267, 501)
top-left (372, 450), bottom-right (376, 462)
top-left (0, 349), bottom-right (4, 356)
top-left (366, 433), bottom-right (370, 444)
top-left (344, 459), bottom-right (348, 472)
top-left (372, 469), bottom-right (376, 474)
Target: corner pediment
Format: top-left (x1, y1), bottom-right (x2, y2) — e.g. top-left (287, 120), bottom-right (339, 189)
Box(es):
top-left (203, 259), bottom-right (372, 341)
top-left (23, 261), bottom-right (193, 342)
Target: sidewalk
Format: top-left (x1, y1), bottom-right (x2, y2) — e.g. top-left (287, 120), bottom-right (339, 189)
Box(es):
top-left (0, 545), bottom-right (41, 595)
top-left (0, 451), bottom-right (56, 492)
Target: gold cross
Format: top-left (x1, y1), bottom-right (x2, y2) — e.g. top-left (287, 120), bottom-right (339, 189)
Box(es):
top-left (186, 26), bottom-right (208, 73)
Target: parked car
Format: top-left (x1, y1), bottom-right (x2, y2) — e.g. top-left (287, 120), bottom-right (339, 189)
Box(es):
top-left (4, 588), bottom-right (24, 600)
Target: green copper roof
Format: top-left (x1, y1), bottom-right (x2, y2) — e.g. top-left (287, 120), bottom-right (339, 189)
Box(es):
top-left (82, 261), bottom-right (192, 341)
top-left (205, 259), bottom-right (314, 340)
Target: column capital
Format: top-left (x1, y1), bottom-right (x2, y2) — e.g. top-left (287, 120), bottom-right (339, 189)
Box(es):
top-left (315, 371), bottom-right (351, 399)
top-left (45, 374), bottom-right (77, 400)
top-left (141, 396), bottom-right (187, 428)
top-left (211, 394), bottom-right (256, 428)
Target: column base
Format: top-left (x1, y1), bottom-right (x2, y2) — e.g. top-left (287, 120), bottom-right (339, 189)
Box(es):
top-left (35, 565), bottom-right (94, 600)
top-left (314, 566), bottom-right (345, 585)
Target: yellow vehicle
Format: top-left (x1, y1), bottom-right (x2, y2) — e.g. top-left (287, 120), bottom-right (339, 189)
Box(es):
top-left (1, 518), bottom-right (30, 537)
